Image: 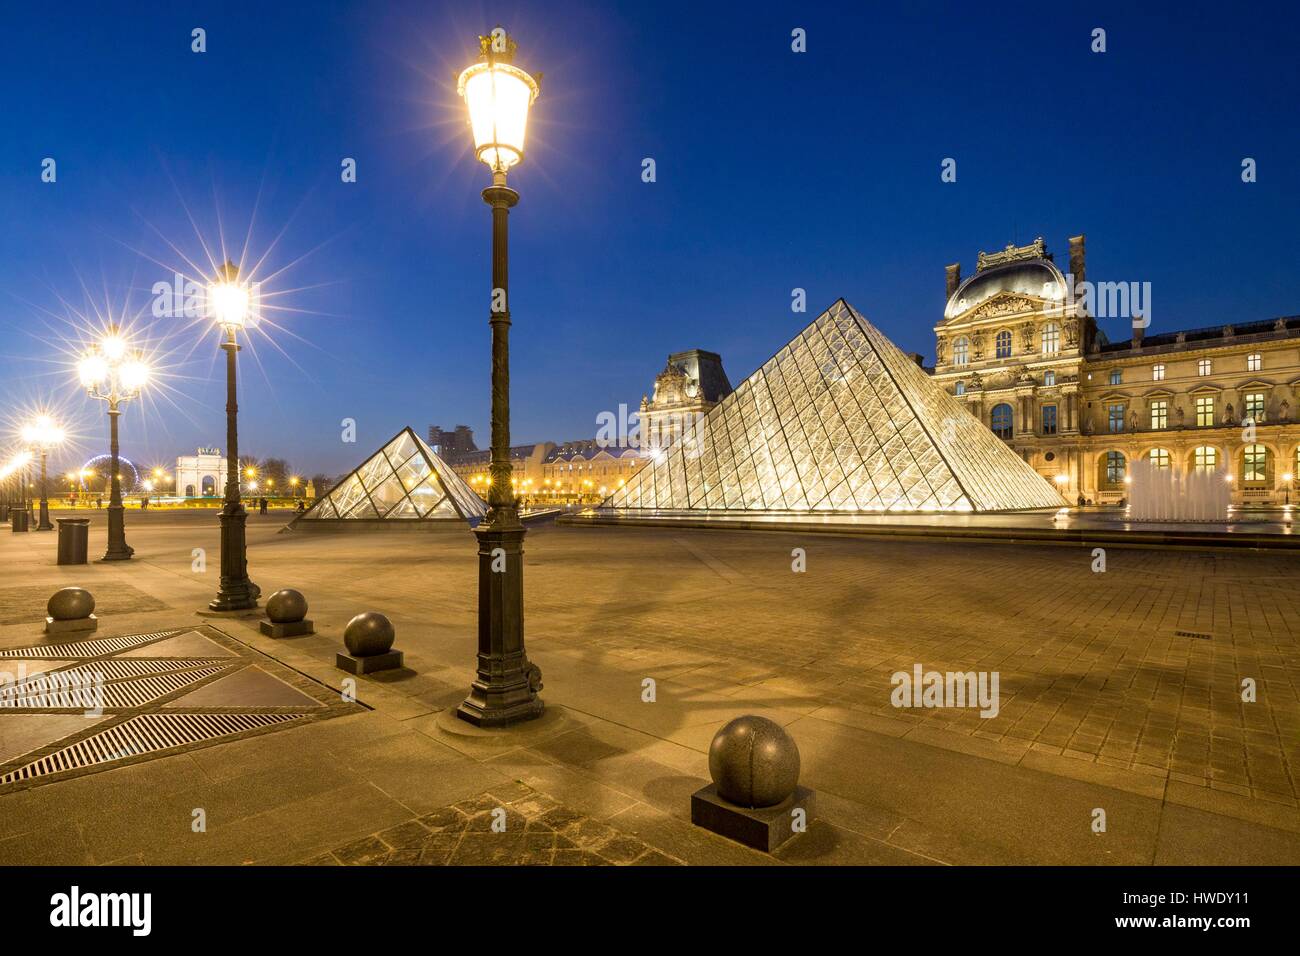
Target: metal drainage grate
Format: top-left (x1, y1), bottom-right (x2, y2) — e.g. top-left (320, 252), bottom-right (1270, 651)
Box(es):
top-left (1175, 630), bottom-right (1213, 640)
top-left (0, 664), bottom-right (232, 709)
top-left (0, 630), bottom-right (179, 659)
top-left (0, 712), bottom-right (302, 784)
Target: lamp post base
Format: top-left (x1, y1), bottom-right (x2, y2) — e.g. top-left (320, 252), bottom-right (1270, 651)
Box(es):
top-left (36, 501), bottom-right (52, 532)
top-left (456, 523), bottom-right (543, 728)
top-left (210, 505), bottom-right (260, 611)
top-left (101, 504), bottom-right (134, 561)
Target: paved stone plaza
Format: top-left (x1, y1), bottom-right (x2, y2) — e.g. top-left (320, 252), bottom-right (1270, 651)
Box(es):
top-left (1, 508), bottom-right (1298, 865)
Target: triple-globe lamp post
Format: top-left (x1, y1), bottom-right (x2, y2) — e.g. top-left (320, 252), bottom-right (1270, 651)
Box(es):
top-left (79, 327), bottom-right (149, 560)
top-left (21, 416), bottom-right (65, 531)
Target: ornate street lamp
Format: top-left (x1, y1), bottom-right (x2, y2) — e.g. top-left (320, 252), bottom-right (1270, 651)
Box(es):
top-left (21, 416), bottom-right (65, 531)
top-left (206, 260), bottom-right (261, 611)
top-left (454, 28), bottom-right (544, 726)
top-left (79, 327), bottom-right (149, 559)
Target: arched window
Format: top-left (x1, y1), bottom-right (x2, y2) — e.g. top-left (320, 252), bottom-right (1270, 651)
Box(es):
top-left (201, 475), bottom-right (216, 496)
top-left (185, 484), bottom-right (195, 497)
top-left (1146, 448), bottom-right (1171, 470)
top-left (1043, 370), bottom-right (1056, 386)
top-left (954, 381), bottom-right (966, 396)
top-left (953, 337), bottom-right (970, 366)
top-left (1192, 446), bottom-right (1218, 474)
top-left (995, 330), bottom-right (1012, 358)
top-left (1242, 444), bottom-right (1269, 485)
top-left (1041, 322), bottom-right (1060, 355)
top-left (990, 403), bottom-right (1013, 439)
top-left (1102, 451), bottom-right (1127, 488)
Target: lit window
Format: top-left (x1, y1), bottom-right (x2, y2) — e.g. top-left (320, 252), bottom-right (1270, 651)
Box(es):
top-left (1247, 353), bottom-right (1262, 372)
top-left (990, 403), bottom-right (1013, 439)
top-left (1243, 444), bottom-right (1268, 484)
top-left (953, 337), bottom-right (969, 366)
top-left (1198, 358), bottom-right (1212, 376)
top-left (995, 330), bottom-right (1012, 359)
top-left (1147, 448), bottom-right (1171, 470)
top-left (1041, 323), bottom-right (1060, 355)
top-left (1104, 451), bottom-right (1127, 487)
top-left (1109, 369), bottom-right (1122, 385)
top-left (1195, 396), bottom-right (1215, 427)
top-left (954, 381), bottom-right (966, 396)
top-left (1108, 403), bottom-right (1126, 433)
top-left (1150, 400), bottom-right (1168, 430)
top-left (1193, 446), bottom-right (1218, 472)
top-left (1041, 404), bottom-right (1057, 436)
top-left (1244, 392), bottom-right (1265, 422)
top-left (1043, 370), bottom-right (1056, 386)
top-left (1152, 363), bottom-right (1165, 381)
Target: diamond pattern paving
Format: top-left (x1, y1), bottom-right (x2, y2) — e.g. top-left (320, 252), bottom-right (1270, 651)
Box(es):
top-left (0, 625), bottom-right (357, 789)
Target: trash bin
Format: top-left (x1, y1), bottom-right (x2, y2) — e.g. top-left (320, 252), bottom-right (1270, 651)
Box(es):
top-left (0, 503), bottom-right (8, 522)
top-left (56, 518), bottom-right (89, 564)
top-left (11, 509), bottom-right (30, 533)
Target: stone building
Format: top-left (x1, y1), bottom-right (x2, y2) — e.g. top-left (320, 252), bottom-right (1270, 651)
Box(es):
top-left (175, 447), bottom-right (228, 498)
top-left (446, 442), bottom-right (555, 502)
top-left (638, 349), bottom-right (733, 453)
top-left (933, 235), bottom-right (1300, 504)
top-left (542, 440), bottom-right (645, 503)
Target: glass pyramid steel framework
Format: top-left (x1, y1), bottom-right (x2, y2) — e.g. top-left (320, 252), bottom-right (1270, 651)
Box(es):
top-left (292, 427), bottom-right (487, 525)
top-left (606, 300), bottom-right (1065, 515)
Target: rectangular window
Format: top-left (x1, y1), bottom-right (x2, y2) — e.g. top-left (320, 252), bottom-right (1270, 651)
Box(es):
top-left (1244, 392), bottom-right (1265, 422)
top-left (1108, 403), bottom-right (1126, 433)
top-left (1196, 395), bottom-right (1215, 427)
top-left (1109, 369), bottom-right (1122, 385)
top-left (1152, 363), bottom-right (1165, 381)
top-left (1247, 353), bottom-right (1262, 372)
top-left (1150, 400), bottom-right (1168, 430)
top-left (1041, 404), bottom-right (1057, 436)
top-left (1244, 445), bottom-right (1267, 483)
top-left (1198, 359), bottom-right (1212, 376)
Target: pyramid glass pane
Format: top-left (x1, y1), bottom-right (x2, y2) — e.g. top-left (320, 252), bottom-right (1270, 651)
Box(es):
top-left (605, 300), bottom-right (1064, 516)
top-left (291, 427), bottom-right (487, 527)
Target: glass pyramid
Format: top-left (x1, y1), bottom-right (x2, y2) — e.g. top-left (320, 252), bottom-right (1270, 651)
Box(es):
top-left (606, 300), bottom-right (1065, 515)
top-left (293, 427), bottom-right (487, 525)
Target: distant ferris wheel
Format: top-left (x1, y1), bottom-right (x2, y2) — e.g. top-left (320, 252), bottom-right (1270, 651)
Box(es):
top-left (79, 454), bottom-right (141, 494)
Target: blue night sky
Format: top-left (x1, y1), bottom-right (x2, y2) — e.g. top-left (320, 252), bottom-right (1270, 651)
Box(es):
top-left (2, 0), bottom-right (1298, 476)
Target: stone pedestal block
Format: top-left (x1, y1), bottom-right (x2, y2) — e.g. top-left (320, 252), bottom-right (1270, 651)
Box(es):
top-left (45, 614), bottom-right (98, 636)
top-left (336, 649), bottom-right (403, 674)
top-left (259, 619), bottom-right (314, 638)
top-left (690, 783), bottom-right (815, 852)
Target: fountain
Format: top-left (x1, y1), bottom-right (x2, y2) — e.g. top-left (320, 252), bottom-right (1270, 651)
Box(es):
top-left (1127, 458), bottom-right (1231, 522)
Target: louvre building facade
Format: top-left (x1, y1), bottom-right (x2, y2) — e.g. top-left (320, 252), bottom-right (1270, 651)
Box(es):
top-left (933, 236), bottom-right (1300, 504)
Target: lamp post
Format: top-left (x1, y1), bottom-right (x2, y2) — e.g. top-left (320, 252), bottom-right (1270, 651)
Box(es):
top-left (79, 327), bottom-right (149, 559)
top-left (206, 260), bottom-right (261, 611)
top-left (21, 416), bottom-right (65, 531)
top-left (454, 28), bottom-right (543, 726)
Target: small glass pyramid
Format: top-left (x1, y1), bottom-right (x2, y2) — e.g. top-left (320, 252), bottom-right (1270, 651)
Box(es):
top-left (293, 427), bottom-right (487, 525)
top-left (605, 300), bottom-right (1065, 515)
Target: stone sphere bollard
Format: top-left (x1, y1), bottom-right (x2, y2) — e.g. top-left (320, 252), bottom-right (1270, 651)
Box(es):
top-left (266, 589), bottom-right (308, 624)
top-left (47, 587), bottom-right (95, 621)
top-left (708, 715), bottom-right (800, 808)
top-left (344, 612), bottom-right (395, 657)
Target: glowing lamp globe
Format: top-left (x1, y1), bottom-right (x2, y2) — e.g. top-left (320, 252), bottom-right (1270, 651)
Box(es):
top-left (101, 334), bottom-right (127, 362)
top-left (78, 354), bottom-right (108, 387)
top-left (210, 281), bottom-right (249, 331)
top-left (120, 360), bottom-right (150, 391)
top-left (457, 31), bottom-right (540, 171)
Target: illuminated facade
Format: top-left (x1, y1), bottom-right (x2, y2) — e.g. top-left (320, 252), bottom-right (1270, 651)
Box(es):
top-left (607, 299), bottom-right (1065, 514)
top-left (292, 427), bottom-right (486, 526)
top-left (175, 447), bottom-right (227, 498)
top-left (639, 349), bottom-right (732, 452)
top-left (933, 236), bottom-right (1300, 504)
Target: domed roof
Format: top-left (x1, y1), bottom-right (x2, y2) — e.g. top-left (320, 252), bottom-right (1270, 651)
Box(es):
top-left (944, 258), bottom-right (1067, 320)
